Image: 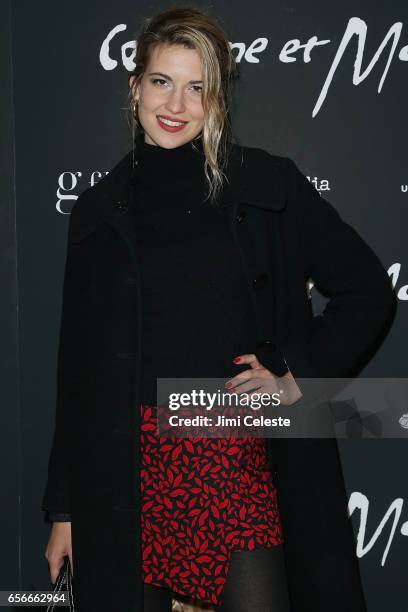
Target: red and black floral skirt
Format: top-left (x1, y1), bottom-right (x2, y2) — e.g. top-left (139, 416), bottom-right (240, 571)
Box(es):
top-left (140, 403), bottom-right (284, 607)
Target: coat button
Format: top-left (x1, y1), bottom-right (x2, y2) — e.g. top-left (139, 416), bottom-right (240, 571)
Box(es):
top-left (252, 273), bottom-right (268, 290)
top-left (114, 200), bottom-right (128, 212)
top-left (256, 340), bottom-right (277, 351)
top-left (236, 210), bottom-right (246, 223)
top-left (255, 341), bottom-right (289, 376)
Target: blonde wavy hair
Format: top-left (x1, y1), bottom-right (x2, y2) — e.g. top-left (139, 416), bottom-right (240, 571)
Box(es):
top-left (126, 4), bottom-right (240, 204)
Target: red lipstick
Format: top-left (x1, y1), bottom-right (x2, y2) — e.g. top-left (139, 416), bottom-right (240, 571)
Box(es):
top-left (156, 115), bottom-right (188, 133)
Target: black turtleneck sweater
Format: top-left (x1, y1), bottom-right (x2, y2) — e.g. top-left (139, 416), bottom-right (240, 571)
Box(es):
top-left (130, 131), bottom-right (258, 405)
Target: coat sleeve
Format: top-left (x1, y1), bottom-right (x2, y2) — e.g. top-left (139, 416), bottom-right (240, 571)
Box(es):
top-left (41, 212), bottom-right (85, 515)
top-left (281, 156), bottom-right (396, 381)
top-left (46, 511), bottom-right (72, 523)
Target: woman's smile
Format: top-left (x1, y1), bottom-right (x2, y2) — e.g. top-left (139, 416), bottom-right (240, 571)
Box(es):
top-left (156, 114), bottom-right (189, 132)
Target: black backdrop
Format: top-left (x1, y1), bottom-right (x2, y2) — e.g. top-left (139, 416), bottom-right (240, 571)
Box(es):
top-left (2, 1), bottom-right (407, 610)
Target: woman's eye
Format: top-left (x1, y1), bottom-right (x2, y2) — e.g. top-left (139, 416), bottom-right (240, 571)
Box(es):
top-left (151, 78), bottom-right (168, 87)
top-left (150, 78), bottom-right (202, 94)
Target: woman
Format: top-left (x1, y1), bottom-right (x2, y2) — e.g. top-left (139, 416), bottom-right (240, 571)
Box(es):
top-left (42, 6), bottom-right (396, 612)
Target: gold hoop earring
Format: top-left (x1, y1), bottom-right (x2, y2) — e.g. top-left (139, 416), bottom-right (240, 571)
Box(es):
top-left (131, 99), bottom-right (139, 120)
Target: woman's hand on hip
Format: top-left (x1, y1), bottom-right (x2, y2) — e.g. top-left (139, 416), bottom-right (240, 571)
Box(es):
top-left (226, 353), bottom-right (303, 406)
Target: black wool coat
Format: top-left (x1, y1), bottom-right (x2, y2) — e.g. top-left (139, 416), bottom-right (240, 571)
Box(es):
top-left (42, 140), bottom-right (396, 612)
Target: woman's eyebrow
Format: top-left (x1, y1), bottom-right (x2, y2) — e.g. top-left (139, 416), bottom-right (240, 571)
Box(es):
top-left (148, 71), bottom-right (203, 84)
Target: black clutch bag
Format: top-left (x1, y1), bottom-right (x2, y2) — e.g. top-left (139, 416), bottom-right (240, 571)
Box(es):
top-left (46, 556), bottom-right (74, 611)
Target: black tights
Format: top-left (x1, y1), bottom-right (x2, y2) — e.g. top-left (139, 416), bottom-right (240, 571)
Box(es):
top-left (143, 544), bottom-right (291, 612)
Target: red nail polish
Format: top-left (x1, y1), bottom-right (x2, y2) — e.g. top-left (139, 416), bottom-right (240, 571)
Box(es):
top-left (225, 382), bottom-right (232, 388)
top-left (233, 357), bottom-right (241, 363)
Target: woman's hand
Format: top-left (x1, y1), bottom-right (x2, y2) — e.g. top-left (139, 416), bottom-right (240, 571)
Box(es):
top-left (45, 522), bottom-right (73, 583)
top-left (226, 354), bottom-right (303, 406)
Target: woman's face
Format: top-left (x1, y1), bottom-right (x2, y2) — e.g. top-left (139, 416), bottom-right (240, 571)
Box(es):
top-left (129, 43), bottom-right (205, 148)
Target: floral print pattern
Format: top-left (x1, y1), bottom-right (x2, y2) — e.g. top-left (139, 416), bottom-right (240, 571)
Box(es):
top-left (140, 404), bottom-right (284, 607)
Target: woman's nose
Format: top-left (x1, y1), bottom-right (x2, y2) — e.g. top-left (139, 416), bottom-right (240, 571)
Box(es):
top-left (165, 89), bottom-right (186, 114)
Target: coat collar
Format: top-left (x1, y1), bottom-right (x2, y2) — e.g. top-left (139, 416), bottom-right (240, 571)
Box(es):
top-left (68, 141), bottom-right (287, 243)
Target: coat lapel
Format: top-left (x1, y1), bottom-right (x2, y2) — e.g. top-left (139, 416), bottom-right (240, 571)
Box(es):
top-left (67, 142), bottom-right (288, 245)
